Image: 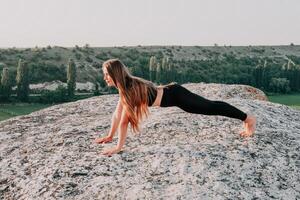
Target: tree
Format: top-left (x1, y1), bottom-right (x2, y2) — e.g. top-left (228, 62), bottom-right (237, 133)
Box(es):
top-left (281, 58), bottom-right (299, 92)
top-left (269, 78), bottom-right (290, 93)
top-left (67, 59), bottom-right (76, 98)
top-left (149, 56), bottom-right (157, 82)
top-left (156, 63), bottom-right (162, 84)
top-left (93, 82), bottom-right (100, 96)
top-left (161, 56), bottom-right (168, 70)
top-left (161, 57), bottom-right (168, 83)
top-left (40, 85), bottom-right (69, 104)
top-left (253, 59), bottom-right (269, 90)
top-left (0, 67), bottom-right (11, 101)
top-left (166, 58), bottom-right (176, 82)
top-left (16, 59), bottom-right (29, 102)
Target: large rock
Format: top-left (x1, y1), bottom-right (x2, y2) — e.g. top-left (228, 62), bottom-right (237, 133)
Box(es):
top-left (0, 83), bottom-right (299, 199)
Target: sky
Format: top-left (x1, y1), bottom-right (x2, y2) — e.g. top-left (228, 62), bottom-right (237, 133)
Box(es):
top-left (0, 0), bottom-right (299, 48)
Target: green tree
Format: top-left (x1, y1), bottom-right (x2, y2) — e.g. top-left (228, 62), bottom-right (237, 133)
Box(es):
top-left (0, 67), bottom-right (11, 101)
top-left (156, 63), bottom-right (162, 84)
top-left (282, 59), bottom-right (300, 92)
top-left (269, 78), bottom-right (290, 93)
top-left (253, 59), bottom-right (269, 90)
top-left (149, 56), bottom-right (157, 82)
top-left (161, 56), bottom-right (168, 70)
top-left (161, 57), bottom-right (168, 84)
top-left (167, 58), bottom-right (176, 82)
top-left (93, 82), bottom-right (100, 96)
top-left (40, 85), bottom-right (69, 104)
top-left (16, 59), bottom-right (29, 102)
top-left (67, 59), bottom-right (76, 98)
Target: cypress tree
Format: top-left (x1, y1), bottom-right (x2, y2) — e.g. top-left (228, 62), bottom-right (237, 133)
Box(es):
top-left (16, 59), bottom-right (29, 102)
top-left (162, 57), bottom-right (168, 70)
top-left (149, 56), bottom-right (157, 82)
top-left (0, 67), bottom-right (11, 101)
top-left (67, 59), bottom-right (76, 98)
top-left (167, 58), bottom-right (174, 82)
top-left (161, 57), bottom-right (167, 83)
top-left (296, 64), bottom-right (300, 91)
top-left (282, 59), bottom-right (298, 92)
top-left (156, 63), bottom-right (161, 84)
top-left (288, 59), bottom-right (297, 91)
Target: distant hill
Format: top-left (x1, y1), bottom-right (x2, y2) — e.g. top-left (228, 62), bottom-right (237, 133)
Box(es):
top-left (0, 45), bottom-right (300, 91)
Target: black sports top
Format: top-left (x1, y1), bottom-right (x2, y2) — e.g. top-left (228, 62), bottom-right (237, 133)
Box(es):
top-left (147, 87), bottom-right (157, 106)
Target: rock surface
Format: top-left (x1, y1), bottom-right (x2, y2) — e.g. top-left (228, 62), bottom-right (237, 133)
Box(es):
top-left (0, 83), bottom-right (299, 200)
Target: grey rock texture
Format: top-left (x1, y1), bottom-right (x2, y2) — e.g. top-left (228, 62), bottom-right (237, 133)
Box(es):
top-left (0, 83), bottom-right (299, 200)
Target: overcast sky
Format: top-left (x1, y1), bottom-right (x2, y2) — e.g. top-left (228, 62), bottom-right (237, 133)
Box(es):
top-left (0, 0), bottom-right (299, 47)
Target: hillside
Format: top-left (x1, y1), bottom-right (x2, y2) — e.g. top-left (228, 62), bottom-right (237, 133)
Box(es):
top-left (1, 45), bottom-right (300, 88)
top-left (0, 83), bottom-right (299, 199)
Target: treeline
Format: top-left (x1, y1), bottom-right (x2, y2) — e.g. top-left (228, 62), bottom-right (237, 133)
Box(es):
top-left (124, 54), bottom-right (300, 94)
top-left (0, 58), bottom-right (98, 103)
top-left (95, 47), bottom-right (300, 94)
top-left (1, 46), bottom-right (300, 99)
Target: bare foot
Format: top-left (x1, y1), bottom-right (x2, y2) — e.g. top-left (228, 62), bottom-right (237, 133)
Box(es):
top-left (240, 115), bottom-right (256, 137)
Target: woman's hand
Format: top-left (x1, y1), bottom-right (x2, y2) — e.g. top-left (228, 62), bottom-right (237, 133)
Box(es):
top-left (101, 146), bottom-right (122, 156)
top-left (94, 135), bottom-right (113, 144)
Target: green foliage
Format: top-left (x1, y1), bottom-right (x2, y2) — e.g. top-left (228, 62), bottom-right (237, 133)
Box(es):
top-left (93, 82), bottom-right (100, 96)
top-left (251, 48), bottom-right (265, 54)
top-left (149, 56), bottom-right (157, 82)
top-left (269, 78), bottom-right (290, 94)
top-left (96, 52), bottom-right (111, 60)
top-left (28, 62), bottom-right (66, 83)
top-left (125, 49), bottom-right (139, 60)
top-left (1, 46), bottom-right (300, 97)
top-left (75, 53), bottom-right (82, 60)
top-left (0, 68), bottom-right (12, 101)
top-left (67, 59), bottom-right (76, 97)
top-left (0, 103), bottom-right (51, 121)
top-left (39, 85), bottom-right (70, 103)
top-left (156, 63), bottom-right (162, 83)
top-left (85, 56), bottom-right (93, 63)
top-left (16, 59), bottom-right (29, 102)
top-left (268, 93), bottom-right (300, 107)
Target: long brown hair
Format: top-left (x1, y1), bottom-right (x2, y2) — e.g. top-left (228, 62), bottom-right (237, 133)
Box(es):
top-left (103, 59), bottom-right (157, 133)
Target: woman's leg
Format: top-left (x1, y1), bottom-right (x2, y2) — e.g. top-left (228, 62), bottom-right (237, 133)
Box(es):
top-left (161, 84), bottom-right (256, 136)
top-left (173, 84), bottom-right (247, 121)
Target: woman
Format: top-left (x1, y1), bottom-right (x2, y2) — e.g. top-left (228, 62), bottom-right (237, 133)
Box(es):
top-left (95, 59), bottom-right (256, 156)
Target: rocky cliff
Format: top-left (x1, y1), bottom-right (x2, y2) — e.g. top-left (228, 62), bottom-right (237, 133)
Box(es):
top-left (0, 83), bottom-right (299, 199)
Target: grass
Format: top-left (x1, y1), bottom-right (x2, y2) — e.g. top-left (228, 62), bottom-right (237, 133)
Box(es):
top-left (0, 103), bottom-right (52, 121)
top-left (268, 93), bottom-right (300, 110)
top-left (291, 105), bottom-right (300, 110)
top-left (1, 93), bottom-right (299, 122)
top-left (0, 93), bottom-right (96, 122)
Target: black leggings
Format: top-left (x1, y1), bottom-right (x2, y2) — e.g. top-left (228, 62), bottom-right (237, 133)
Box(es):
top-left (160, 83), bottom-right (247, 121)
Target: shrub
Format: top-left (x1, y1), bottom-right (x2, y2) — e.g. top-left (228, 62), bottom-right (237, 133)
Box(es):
top-left (39, 85), bottom-right (69, 103)
top-left (269, 78), bottom-right (291, 93)
top-left (75, 53), bottom-right (82, 60)
top-left (85, 56), bottom-right (93, 63)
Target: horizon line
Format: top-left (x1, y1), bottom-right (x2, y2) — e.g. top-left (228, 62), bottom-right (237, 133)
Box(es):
top-left (0, 44), bottom-right (299, 49)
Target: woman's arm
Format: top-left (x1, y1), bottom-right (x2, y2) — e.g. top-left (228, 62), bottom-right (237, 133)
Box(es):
top-left (95, 97), bottom-right (123, 143)
top-left (102, 109), bottom-right (129, 156)
top-left (116, 109), bottom-right (129, 150)
top-left (108, 97), bottom-right (123, 138)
